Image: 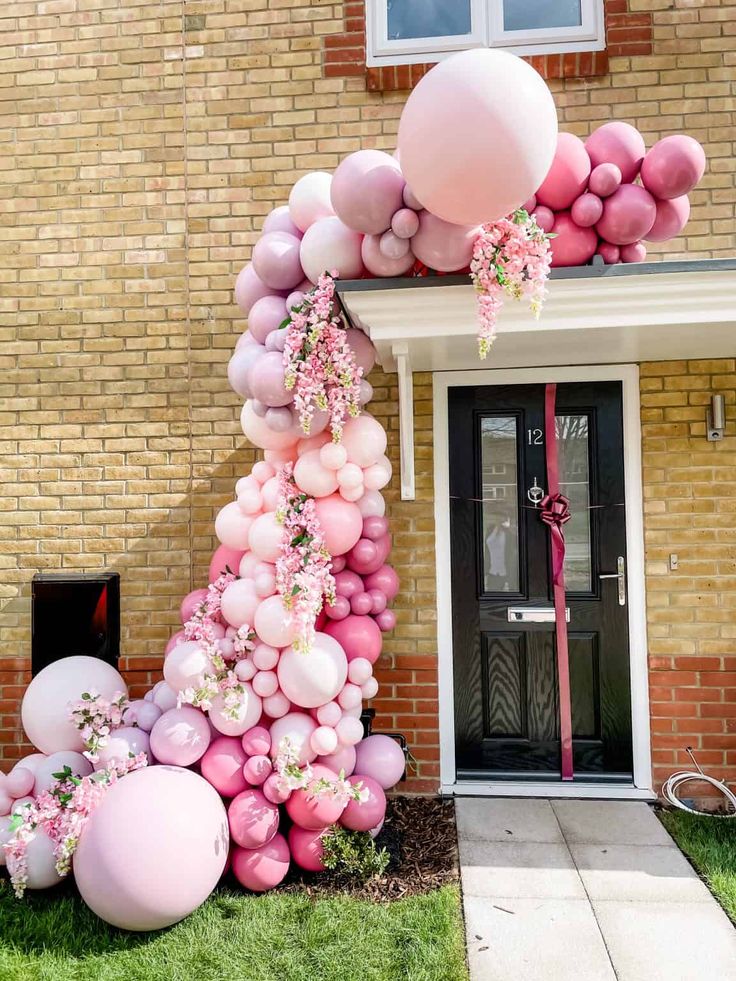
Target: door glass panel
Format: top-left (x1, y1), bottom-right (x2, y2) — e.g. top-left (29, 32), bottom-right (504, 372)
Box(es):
top-left (503, 0), bottom-right (583, 32)
top-left (387, 0), bottom-right (472, 40)
top-left (556, 413), bottom-right (591, 590)
top-left (480, 416), bottom-right (519, 593)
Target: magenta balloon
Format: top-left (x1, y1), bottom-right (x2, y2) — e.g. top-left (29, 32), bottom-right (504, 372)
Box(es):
top-left (368, 589), bottom-right (387, 614)
top-left (180, 587), bottom-right (208, 624)
top-left (375, 609), bottom-right (397, 632)
top-left (588, 162), bottom-right (622, 198)
top-left (149, 707), bottom-right (211, 766)
top-left (644, 194), bottom-right (690, 243)
top-left (252, 231), bottom-right (304, 291)
top-left (325, 595), bottom-right (350, 620)
top-left (621, 241), bottom-right (647, 263)
top-left (398, 49), bottom-right (558, 225)
top-left (364, 564), bottom-right (399, 601)
top-left (340, 775), bottom-right (386, 832)
top-left (286, 764), bottom-right (346, 830)
top-left (351, 539), bottom-right (378, 567)
top-left (350, 591), bottom-right (373, 616)
top-left (379, 229), bottom-right (410, 260)
top-left (410, 211), bottom-right (478, 272)
top-left (232, 834), bottom-right (290, 892)
top-left (549, 212), bottom-right (598, 267)
top-left (596, 184), bottom-right (657, 246)
top-left (596, 241), bottom-right (621, 264)
top-left (228, 789), bottom-right (279, 849)
top-left (250, 351), bottom-right (292, 408)
top-left (585, 122), bottom-right (645, 184)
top-left (344, 327), bottom-right (376, 374)
top-left (361, 233), bottom-right (415, 277)
top-left (228, 345), bottom-right (265, 399)
top-left (200, 735), bottom-right (249, 798)
top-left (362, 515), bottom-right (389, 541)
top-left (324, 614), bottom-right (383, 664)
top-left (571, 193), bottom-right (603, 228)
top-left (330, 149), bottom-right (405, 235)
top-left (532, 206), bottom-right (555, 234)
top-left (391, 207), bottom-right (420, 240)
top-left (300, 216), bottom-right (364, 284)
top-left (209, 544), bottom-right (246, 583)
top-left (234, 263), bottom-right (276, 316)
top-left (354, 734), bottom-right (405, 790)
top-left (641, 135), bottom-right (706, 200)
top-left (334, 569), bottom-right (364, 599)
top-left (535, 132), bottom-right (591, 211)
top-left (248, 294), bottom-right (288, 345)
top-left (263, 205), bottom-right (302, 238)
top-left (288, 825), bottom-right (326, 871)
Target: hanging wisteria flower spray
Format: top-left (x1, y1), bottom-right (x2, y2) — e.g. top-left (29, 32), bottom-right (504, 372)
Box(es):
top-left (470, 209), bottom-right (553, 359)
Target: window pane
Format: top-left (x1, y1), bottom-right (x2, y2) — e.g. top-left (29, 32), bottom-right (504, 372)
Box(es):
top-left (556, 414), bottom-right (591, 591)
top-left (387, 0), bottom-right (472, 40)
top-left (503, 0), bottom-right (582, 32)
top-left (481, 416), bottom-right (519, 593)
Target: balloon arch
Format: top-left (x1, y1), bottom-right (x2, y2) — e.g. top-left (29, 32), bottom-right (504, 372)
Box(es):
top-left (1, 50), bottom-right (704, 930)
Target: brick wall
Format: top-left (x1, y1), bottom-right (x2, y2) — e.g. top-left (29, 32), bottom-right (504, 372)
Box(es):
top-left (0, 1), bottom-right (734, 793)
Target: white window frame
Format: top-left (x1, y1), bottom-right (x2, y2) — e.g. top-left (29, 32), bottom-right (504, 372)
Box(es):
top-left (367, 0), bottom-right (605, 68)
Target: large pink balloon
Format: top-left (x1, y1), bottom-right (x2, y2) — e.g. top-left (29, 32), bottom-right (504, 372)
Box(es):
top-left (299, 216), bottom-right (363, 284)
top-left (232, 834), bottom-right (290, 892)
top-left (331, 149), bottom-right (405, 235)
top-left (268, 711), bottom-right (318, 766)
top-left (644, 194), bottom-right (690, 243)
top-left (278, 633), bottom-right (348, 709)
top-left (398, 49), bottom-right (557, 226)
top-left (641, 135), bottom-right (706, 200)
top-left (340, 775), bottom-right (386, 832)
top-left (548, 212), bottom-right (598, 268)
top-left (535, 132), bottom-right (591, 211)
top-left (74, 766), bottom-right (228, 931)
top-left (286, 764), bottom-right (347, 830)
top-left (585, 122), bottom-right (645, 184)
top-left (254, 594), bottom-right (298, 648)
top-left (341, 413), bottom-right (387, 468)
top-left (324, 614), bottom-right (383, 665)
top-left (21, 656), bottom-right (127, 755)
top-left (234, 263), bottom-right (275, 316)
top-left (288, 825), bottom-right (326, 871)
top-left (361, 233), bottom-right (416, 277)
top-left (596, 184), bottom-right (657, 246)
top-left (410, 211), bottom-right (478, 272)
top-left (252, 231), bottom-right (304, 291)
top-left (354, 734), bottom-right (405, 790)
top-left (228, 788), bottom-right (279, 849)
top-left (209, 544), bottom-right (246, 583)
top-left (313, 494), bottom-right (363, 556)
top-left (288, 172), bottom-right (334, 232)
top-left (149, 707), bottom-right (211, 766)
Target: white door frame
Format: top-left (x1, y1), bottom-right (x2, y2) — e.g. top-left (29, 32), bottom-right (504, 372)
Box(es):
top-left (433, 364), bottom-right (654, 799)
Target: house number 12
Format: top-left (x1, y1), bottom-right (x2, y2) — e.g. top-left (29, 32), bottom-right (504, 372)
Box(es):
top-left (527, 428), bottom-right (543, 445)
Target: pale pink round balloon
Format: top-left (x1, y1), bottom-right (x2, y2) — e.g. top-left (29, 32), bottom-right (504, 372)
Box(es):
top-left (209, 686), bottom-right (262, 738)
top-left (254, 594), bottom-right (298, 648)
top-left (232, 833), bottom-right (290, 892)
top-left (268, 711), bottom-right (318, 766)
top-left (535, 132), bottom-right (591, 212)
top-left (341, 413), bottom-right (387, 468)
top-left (410, 211), bottom-right (478, 272)
top-left (150, 707), bottom-right (211, 766)
top-left (74, 766), bottom-right (228, 930)
top-left (248, 511), bottom-right (284, 563)
top-left (252, 670), bottom-right (279, 699)
top-left (311, 724), bottom-right (338, 756)
top-left (588, 162), bottom-right (622, 199)
top-left (200, 735), bottom-right (249, 797)
top-left (300, 216), bottom-right (364, 284)
top-left (220, 578), bottom-right (260, 629)
top-left (286, 764), bottom-right (346, 830)
top-left (252, 643), bottom-right (279, 671)
top-left (361, 232), bottom-right (415, 277)
top-left (345, 327), bottom-right (377, 374)
top-left (335, 715), bottom-right (364, 747)
top-left (278, 633), bottom-right (348, 709)
top-left (252, 231), bottom-right (304, 291)
top-left (398, 49), bottom-right (558, 225)
top-left (391, 207), bottom-right (420, 240)
top-left (263, 204), bottom-right (302, 237)
top-left (641, 135), bottom-right (705, 200)
top-left (313, 494), bottom-right (363, 556)
top-left (596, 184), bottom-right (657, 246)
top-left (354, 734), bottom-right (406, 790)
top-left (288, 825), bottom-right (326, 871)
top-left (316, 743), bottom-right (357, 777)
top-left (288, 171), bottom-right (334, 232)
top-left (340, 775), bottom-right (386, 832)
top-left (585, 122), bottom-right (645, 184)
top-left (294, 449), bottom-right (339, 498)
top-left (549, 212), bottom-right (598, 268)
top-left (241, 401), bottom-right (301, 452)
top-left (330, 149), bottom-right (405, 235)
top-left (379, 229), bottom-right (410, 260)
top-left (644, 194), bottom-right (690, 243)
top-left (5, 767), bottom-right (34, 799)
top-left (164, 640), bottom-right (209, 693)
top-left (215, 501), bottom-right (253, 551)
top-left (94, 727), bottom-right (151, 770)
top-left (571, 193), bottom-right (603, 228)
top-left (316, 700), bottom-right (342, 727)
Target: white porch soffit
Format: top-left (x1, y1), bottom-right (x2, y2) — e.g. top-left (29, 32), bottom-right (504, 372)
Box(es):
top-left (336, 259), bottom-right (736, 500)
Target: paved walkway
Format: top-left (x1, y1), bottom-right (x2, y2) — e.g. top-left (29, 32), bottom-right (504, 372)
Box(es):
top-left (457, 798), bottom-right (736, 981)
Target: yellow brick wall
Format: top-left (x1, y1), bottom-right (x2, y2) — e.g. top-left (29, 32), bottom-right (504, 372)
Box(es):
top-left (0, 2), bottom-right (734, 789)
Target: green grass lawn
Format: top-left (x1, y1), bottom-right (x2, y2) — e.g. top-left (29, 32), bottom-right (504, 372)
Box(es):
top-left (659, 809), bottom-right (736, 923)
top-left (0, 879), bottom-right (468, 981)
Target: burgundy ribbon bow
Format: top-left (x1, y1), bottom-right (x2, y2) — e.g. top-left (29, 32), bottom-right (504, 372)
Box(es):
top-left (539, 491), bottom-right (571, 587)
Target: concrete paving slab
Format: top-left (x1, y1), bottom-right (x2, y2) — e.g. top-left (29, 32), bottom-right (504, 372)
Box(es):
top-left (551, 800), bottom-right (673, 846)
top-left (571, 843), bottom-right (714, 903)
top-left (464, 895), bottom-right (616, 981)
top-left (455, 797), bottom-right (564, 843)
top-left (592, 899), bottom-right (736, 981)
top-left (460, 839), bottom-right (586, 899)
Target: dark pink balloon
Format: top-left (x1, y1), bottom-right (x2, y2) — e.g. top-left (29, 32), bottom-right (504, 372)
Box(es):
top-left (288, 825), bottom-right (326, 871)
top-left (334, 570), bottom-right (363, 599)
top-left (228, 789), bottom-right (279, 849)
top-left (596, 242), bottom-right (621, 265)
top-left (621, 241), bottom-right (647, 263)
top-left (231, 834), bottom-right (290, 892)
top-left (209, 544), bottom-right (246, 583)
top-left (571, 193), bottom-right (603, 228)
top-left (367, 589), bottom-right (387, 614)
top-left (200, 735), bottom-right (249, 798)
top-left (588, 162), bottom-right (622, 198)
top-left (549, 212), bottom-right (598, 268)
top-left (324, 614), bottom-right (383, 664)
top-left (331, 555), bottom-right (347, 573)
top-left (340, 776), bottom-right (386, 832)
top-left (585, 121), bottom-right (645, 184)
top-left (375, 534), bottom-right (392, 565)
top-left (535, 132), bottom-right (591, 212)
top-left (364, 564), bottom-right (400, 601)
top-left (644, 194), bottom-right (690, 243)
top-left (180, 588), bottom-right (208, 624)
top-left (165, 630), bottom-right (185, 656)
top-left (375, 609), bottom-right (397, 632)
top-left (532, 206), bottom-right (555, 234)
top-left (325, 595), bottom-right (350, 620)
top-left (350, 592), bottom-right (373, 616)
top-left (362, 516), bottom-right (389, 541)
top-left (596, 184), bottom-right (657, 246)
top-left (641, 135), bottom-right (706, 200)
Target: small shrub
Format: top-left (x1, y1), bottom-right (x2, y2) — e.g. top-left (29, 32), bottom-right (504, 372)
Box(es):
top-left (321, 826), bottom-right (390, 880)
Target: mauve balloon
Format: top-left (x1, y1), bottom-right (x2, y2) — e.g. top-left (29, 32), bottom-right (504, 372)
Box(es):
top-left (252, 231), bottom-right (304, 291)
top-left (585, 121), bottom-right (645, 184)
top-left (248, 295), bottom-right (289, 345)
top-left (330, 149), bottom-right (405, 235)
top-left (596, 184), bottom-right (657, 246)
top-left (640, 135), bottom-right (705, 200)
top-left (549, 212), bottom-right (598, 267)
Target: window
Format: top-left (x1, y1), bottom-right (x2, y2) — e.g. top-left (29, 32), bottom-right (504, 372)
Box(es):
top-left (367, 0), bottom-right (605, 67)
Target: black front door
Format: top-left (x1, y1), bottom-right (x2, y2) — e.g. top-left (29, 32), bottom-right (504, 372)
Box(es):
top-left (449, 382), bottom-right (633, 782)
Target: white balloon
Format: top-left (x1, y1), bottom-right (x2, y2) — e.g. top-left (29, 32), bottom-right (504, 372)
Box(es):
top-left (277, 632), bottom-right (348, 709)
top-left (288, 171), bottom-right (335, 232)
top-left (163, 641), bottom-right (210, 694)
top-left (299, 216), bottom-right (364, 285)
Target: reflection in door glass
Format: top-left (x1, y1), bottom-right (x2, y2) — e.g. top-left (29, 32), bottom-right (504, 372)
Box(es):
top-left (556, 414), bottom-right (591, 590)
top-left (480, 417), bottom-right (519, 593)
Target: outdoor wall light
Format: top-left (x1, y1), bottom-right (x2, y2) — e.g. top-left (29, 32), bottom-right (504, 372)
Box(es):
top-left (706, 394), bottom-right (725, 441)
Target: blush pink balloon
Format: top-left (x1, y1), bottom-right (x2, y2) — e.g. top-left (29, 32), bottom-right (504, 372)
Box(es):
top-left (234, 263), bottom-right (274, 316)
top-left (596, 184), bottom-right (657, 246)
top-left (355, 734), bottom-right (406, 790)
top-left (311, 725), bottom-right (338, 756)
top-left (300, 216), bottom-right (363, 284)
top-left (220, 579), bottom-right (260, 629)
top-left (532, 206), bottom-right (555, 234)
top-left (398, 48), bottom-right (558, 225)
top-left (294, 449), bottom-right (339, 497)
top-left (641, 135), bottom-right (706, 200)
top-left (320, 441), bottom-right (348, 471)
top-left (241, 401), bottom-right (301, 452)
top-left (549, 212), bottom-right (598, 268)
top-left (644, 195), bottom-right (690, 243)
top-left (621, 241), bottom-right (647, 263)
top-left (403, 184), bottom-right (423, 210)
top-left (361, 233), bottom-right (415, 277)
top-left (268, 712), bottom-right (318, 766)
top-left (588, 162), bottom-right (622, 198)
top-left (325, 614), bottom-right (383, 665)
top-left (535, 132), bottom-right (591, 211)
top-left (252, 643), bottom-right (279, 672)
top-left (286, 764), bottom-right (347, 830)
top-left (215, 501), bottom-right (253, 551)
top-left (149, 707), bottom-right (211, 767)
top-left (379, 229), bottom-right (410, 259)
top-left (254, 594), bottom-right (298, 648)
top-left (340, 775), bottom-right (386, 832)
top-left (313, 494), bottom-right (363, 556)
top-left (252, 671), bottom-right (279, 699)
top-left (6, 767), bottom-right (34, 799)
top-left (288, 171), bottom-right (334, 232)
top-left (316, 743), bottom-right (356, 777)
top-left (585, 122), bottom-right (645, 184)
top-left (164, 641), bottom-right (210, 693)
top-left (232, 834), bottom-right (290, 892)
top-left (200, 736), bottom-right (249, 797)
top-left (263, 204), bottom-right (302, 238)
top-left (252, 231), bottom-right (304, 291)
top-left (410, 211), bottom-right (478, 272)
top-left (596, 242), bottom-right (621, 264)
top-left (250, 351), bottom-right (292, 408)
top-left (248, 294), bottom-right (289, 345)
top-left (330, 149), bottom-right (405, 235)
top-left (242, 726), bottom-right (271, 757)
top-left (243, 754), bottom-right (272, 785)
top-left (228, 789), bottom-right (279, 849)
top-left (391, 207), bottom-right (420, 240)
top-left (341, 414), bottom-right (387, 468)
top-left (288, 825), bottom-right (326, 871)
top-left (209, 685), bottom-right (262, 738)
top-left (571, 193), bottom-right (603, 228)
top-left (209, 544), bottom-right (245, 584)
top-left (249, 512), bottom-right (284, 563)
top-left (263, 772), bottom-right (291, 804)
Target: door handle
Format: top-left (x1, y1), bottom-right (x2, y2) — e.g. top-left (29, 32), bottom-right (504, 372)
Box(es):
top-left (598, 555), bottom-right (626, 606)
